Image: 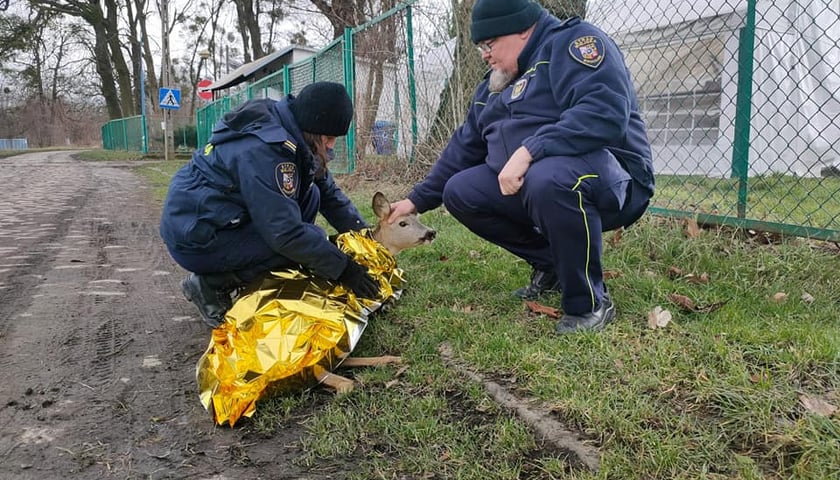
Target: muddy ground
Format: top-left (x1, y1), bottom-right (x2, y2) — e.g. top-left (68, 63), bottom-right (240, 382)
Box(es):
top-left (0, 151), bottom-right (595, 480)
top-left (0, 151), bottom-right (331, 479)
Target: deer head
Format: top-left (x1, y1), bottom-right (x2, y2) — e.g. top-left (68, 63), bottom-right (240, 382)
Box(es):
top-left (371, 192), bottom-right (436, 255)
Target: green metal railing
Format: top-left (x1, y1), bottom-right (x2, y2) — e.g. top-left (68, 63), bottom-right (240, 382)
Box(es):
top-left (195, 1), bottom-right (419, 174)
top-left (101, 115), bottom-right (147, 152)
top-left (103, 0), bottom-right (840, 242)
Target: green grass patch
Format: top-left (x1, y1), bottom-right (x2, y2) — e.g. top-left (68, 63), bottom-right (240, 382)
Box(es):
top-left (137, 168), bottom-right (840, 479)
top-left (655, 174), bottom-right (840, 230)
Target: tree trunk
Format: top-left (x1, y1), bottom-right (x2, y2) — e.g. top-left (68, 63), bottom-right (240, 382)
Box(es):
top-left (102, 0), bottom-right (135, 118)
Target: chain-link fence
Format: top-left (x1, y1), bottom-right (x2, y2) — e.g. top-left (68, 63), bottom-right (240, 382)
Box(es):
top-left (588, 0), bottom-right (840, 240)
top-left (192, 2), bottom-right (422, 175)
top-left (106, 0), bottom-right (840, 240)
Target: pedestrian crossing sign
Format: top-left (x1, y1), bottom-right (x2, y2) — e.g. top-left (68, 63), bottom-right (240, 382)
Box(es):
top-left (159, 88), bottom-right (181, 110)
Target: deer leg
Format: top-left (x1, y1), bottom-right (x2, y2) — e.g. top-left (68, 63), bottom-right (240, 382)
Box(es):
top-left (316, 372), bottom-right (355, 394)
top-left (340, 355), bottom-right (402, 368)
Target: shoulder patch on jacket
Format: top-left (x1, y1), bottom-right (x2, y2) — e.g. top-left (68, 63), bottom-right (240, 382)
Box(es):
top-left (275, 162), bottom-right (298, 197)
top-left (569, 35), bottom-right (605, 68)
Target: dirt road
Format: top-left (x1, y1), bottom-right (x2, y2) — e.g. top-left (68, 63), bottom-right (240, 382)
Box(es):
top-left (0, 151), bottom-right (311, 479)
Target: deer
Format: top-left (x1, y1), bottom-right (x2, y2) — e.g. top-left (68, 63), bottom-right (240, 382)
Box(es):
top-left (315, 191), bottom-right (436, 393)
top-left (197, 191), bottom-right (436, 425)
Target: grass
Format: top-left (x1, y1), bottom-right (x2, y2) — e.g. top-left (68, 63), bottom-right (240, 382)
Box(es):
top-left (134, 156), bottom-right (839, 479)
top-left (654, 174), bottom-right (840, 230)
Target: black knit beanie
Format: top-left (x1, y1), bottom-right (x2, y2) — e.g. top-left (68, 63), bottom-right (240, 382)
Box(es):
top-left (289, 81), bottom-right (354, 136)
top-left (470, 0), bottom-right (543, 43)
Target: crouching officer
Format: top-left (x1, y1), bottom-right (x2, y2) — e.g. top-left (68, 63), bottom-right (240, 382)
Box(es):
top-left (387, 0), bottom-right (655, 333)
top-left (159, 82), bottom-right (379, 327)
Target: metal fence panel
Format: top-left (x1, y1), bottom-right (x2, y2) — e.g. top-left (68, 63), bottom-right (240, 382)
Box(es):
top-left (108, 0), bottom-right (840, 241)
top-left (0, 138), bottom-right (28, 150)
top-left (588, 0), bottom-right (840, 240)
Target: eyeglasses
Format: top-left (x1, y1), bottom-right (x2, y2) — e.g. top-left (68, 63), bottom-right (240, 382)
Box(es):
top-left (476, 39), bottom-right (496, 54)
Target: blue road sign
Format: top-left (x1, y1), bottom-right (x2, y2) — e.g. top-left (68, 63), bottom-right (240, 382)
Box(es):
top-left (159, 88), bottom-right (181, 110)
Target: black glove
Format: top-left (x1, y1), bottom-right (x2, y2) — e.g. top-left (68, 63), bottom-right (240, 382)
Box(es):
top-left (337, 259), bottom-right (379, 298)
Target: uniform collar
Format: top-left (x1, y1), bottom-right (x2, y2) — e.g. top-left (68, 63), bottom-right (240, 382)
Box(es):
top-left (517, 13), bottom-right (581, 74)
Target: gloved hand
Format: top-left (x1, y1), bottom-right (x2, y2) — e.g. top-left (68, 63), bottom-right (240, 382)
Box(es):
top-left (337, 258), bottom-right (379, 298)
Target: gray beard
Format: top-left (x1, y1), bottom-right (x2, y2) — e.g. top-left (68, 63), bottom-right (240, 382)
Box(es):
top-left (488, 69), bottom-right (516, 93)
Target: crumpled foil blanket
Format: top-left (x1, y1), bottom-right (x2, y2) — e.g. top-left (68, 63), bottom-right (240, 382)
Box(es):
top-left (196, 229), bottom-right (405, 426)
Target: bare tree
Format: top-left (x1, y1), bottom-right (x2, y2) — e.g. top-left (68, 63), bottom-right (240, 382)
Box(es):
top-left (30, 0), bottom-right (134, 119)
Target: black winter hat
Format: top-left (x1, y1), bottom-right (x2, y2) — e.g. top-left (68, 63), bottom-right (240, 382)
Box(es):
top-left (289, 81), bottom-right (354, 136)
top-left (470, 0), bottom-right (543, 43)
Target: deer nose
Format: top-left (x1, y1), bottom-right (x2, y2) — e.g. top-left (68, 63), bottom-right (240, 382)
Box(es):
top-left (424, 230), bottom-right (437, 241)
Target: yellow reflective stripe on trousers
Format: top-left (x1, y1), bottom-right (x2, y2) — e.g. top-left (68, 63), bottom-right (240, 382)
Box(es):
top-left (572, 174), bottom-right (599, 311)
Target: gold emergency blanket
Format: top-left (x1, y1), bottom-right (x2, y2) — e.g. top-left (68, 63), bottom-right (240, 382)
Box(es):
top-left (196, 229), bottom-right (404, 426)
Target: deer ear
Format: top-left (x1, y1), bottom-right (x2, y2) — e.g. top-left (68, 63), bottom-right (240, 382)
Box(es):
top-left (372, 191), bottom-right (391, 220)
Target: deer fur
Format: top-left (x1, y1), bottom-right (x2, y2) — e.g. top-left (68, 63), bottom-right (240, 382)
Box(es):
top-left (318, 191), bottom-right (435, 393)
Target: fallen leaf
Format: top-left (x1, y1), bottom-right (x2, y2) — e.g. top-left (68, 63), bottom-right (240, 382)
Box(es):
top-left (385, 379), bottom-right (400, 389)
top-left (524, 300), bottom-right (560, 318)
top-left (695, 301), bottom-right (727, 313)
top-left (668, 294), bottom-right (726, 313)
top-left (799, 394), bottom-right (838, 417)
top-left (609, 228), bottom-right (623, 246)
top-left (771, 292), bottom-right (788, 303)
top-left (668, 293), bottom-right (695, 311)
top-left (603, 270), bottom-right (622, 280)
top-left (685, 272), bottom-right (710, 284)
top-left (801, 292), bottom-right (815, 303)
top-left (647, 306), bottom-right (672, 329)
top-left (685, 218), bottom-right (702, 238)
top-left (668, 266), bottom-right (683, 278)
top-left (451, 303), bottom-right (475, 313)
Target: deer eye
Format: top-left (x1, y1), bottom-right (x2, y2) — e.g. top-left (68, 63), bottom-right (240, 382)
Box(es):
top-left (399, 221), bottom-right (408, 227)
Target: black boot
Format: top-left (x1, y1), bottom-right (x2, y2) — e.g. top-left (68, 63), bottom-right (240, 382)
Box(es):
top-left (513, 268), bottom-right (560, 300)
top-left (555, 294), bottom-right (616, 334)
top-left (180, 272), bottom-right (243, 328)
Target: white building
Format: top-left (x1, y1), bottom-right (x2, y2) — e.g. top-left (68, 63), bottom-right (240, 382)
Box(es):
top-left (589, 0), bottom-right (840, 177)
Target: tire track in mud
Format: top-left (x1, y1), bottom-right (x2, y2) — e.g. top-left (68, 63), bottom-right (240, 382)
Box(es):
top-left (0, 153), bottom-right (309, 480)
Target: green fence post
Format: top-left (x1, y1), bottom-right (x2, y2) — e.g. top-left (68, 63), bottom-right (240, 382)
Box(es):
top-left (344, 26), bottom-right (356, 173)
top-left (283, 65), bottom-right (291, 96)
top-left (731, 0), bottom-right (757, 219)
top-left (406, 4), bottom-right (419, 164)
top-left (142, 115), bottom-right (148, 153)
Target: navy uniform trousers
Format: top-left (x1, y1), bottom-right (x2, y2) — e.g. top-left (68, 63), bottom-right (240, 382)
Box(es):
top-left (442, 149), bottom-right (650, 315)
top-left (167, 186), bottom-right (322, 283)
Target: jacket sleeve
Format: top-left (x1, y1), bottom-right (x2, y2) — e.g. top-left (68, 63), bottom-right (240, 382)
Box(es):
top-left (315, 170), bottom-right (369, 233)
top-left (408, 85), bottom-right (490, 213)
top-left (237, 143), bottom-right (349, 280)
top-left (521, 30), bottom-right (633, 162)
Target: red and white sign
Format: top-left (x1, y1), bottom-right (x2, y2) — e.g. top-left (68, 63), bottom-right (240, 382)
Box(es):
top-left (197, 79), bottom-right (213, 101)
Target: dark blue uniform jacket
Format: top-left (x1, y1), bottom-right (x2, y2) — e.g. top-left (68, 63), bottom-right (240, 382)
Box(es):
top-left (408, 13), bottom-right (655, 214)
top-left (159, 97), bottom-right (365, 280)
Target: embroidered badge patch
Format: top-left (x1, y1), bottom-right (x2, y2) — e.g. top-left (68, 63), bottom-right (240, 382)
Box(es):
top-left (511, 77), bottom-right (528, 100)
top-left (275, 162), bottom-right (298, 197)
top-left (569, 35), bottom-right (606, 68)
top-left (203, 143), bottom-right (214, 155)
